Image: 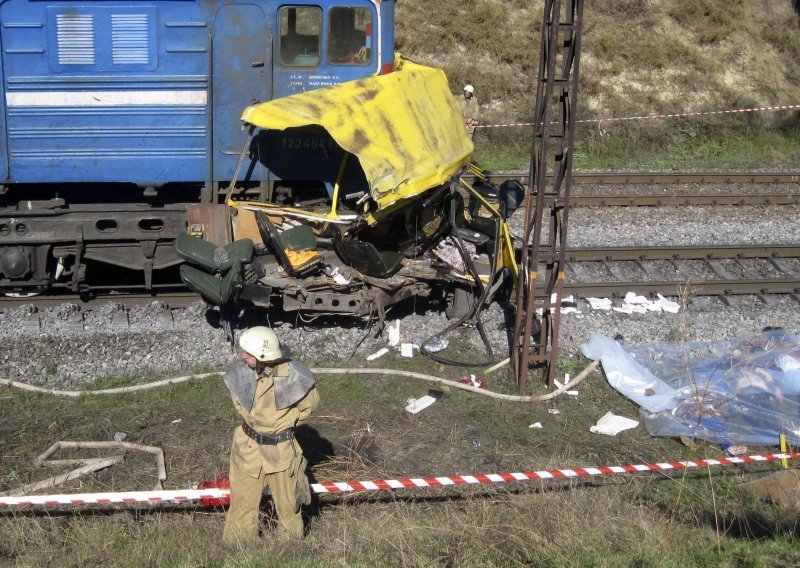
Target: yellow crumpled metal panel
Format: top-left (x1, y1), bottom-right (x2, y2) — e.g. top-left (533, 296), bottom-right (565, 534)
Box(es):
top-left (240, 57), bottom-right (473, 211)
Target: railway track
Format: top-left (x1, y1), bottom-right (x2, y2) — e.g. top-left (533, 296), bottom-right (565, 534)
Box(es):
top-left (474, 171), bottom-right (800, 207)
top-left (2, 172), bottom-right (798, 318)
top-left (560, 244), bottom-right (800, 302)
top-left (476, 171), bottom-right (800, 186)
top-left (3, 244), bottom-right (797, 327)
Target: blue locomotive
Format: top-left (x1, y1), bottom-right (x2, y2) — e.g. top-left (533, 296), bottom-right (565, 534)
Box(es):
top-left (0, 0), bottom-right (395, 293)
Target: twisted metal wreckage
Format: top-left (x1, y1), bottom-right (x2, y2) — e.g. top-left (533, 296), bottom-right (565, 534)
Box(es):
top-left (176, 57), bottom-right (523, 363)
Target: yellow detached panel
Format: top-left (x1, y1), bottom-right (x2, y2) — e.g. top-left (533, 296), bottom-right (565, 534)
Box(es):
top-left (241, 58), bottom-right (473, 211)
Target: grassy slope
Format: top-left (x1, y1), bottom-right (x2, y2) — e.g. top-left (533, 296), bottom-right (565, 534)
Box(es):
top-left (396, 0), bottom-right (800, 170)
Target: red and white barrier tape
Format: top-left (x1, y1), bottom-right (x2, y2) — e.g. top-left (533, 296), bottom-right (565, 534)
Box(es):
top-left (476, 103), bottom-right (800, 129)
top-left (1, 452), bottom-right (797, 508)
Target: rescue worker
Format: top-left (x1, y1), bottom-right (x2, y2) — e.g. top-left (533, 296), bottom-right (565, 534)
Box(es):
top-left (222, 326), bottom-right (320, 543)
top-left (456, 84), bottom-right (479, 139)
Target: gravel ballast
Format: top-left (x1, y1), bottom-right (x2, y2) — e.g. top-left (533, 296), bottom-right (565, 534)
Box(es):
top-left (1, 195), bottom-right (797, 389)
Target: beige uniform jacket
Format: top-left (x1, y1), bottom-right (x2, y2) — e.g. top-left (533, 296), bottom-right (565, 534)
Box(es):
top-left (230, 362), bottom-right (320, 478)
top-left (456, 93), bottom-right (479, 123)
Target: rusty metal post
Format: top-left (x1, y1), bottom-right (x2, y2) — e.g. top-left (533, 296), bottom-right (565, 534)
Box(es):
top-left (512, 0), bottom-right (583, 393)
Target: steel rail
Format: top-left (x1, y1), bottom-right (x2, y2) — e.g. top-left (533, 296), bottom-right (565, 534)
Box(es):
top-left (469, 171), bottom-right (800, 185)
top-left (558, 244), bottom-right (800, 299)
top-left (562, 279), bottom-right (800, 298)
top-left (569, 193), bottom-right (800, 207)
top-left (565, 244), bottom-right (800, 262)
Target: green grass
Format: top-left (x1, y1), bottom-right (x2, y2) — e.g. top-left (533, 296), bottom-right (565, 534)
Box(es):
top-left (473, 120), bottom-right (800, 172)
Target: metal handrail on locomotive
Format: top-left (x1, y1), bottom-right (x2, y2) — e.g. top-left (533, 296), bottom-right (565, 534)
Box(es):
top-left (0, 0), bottom-right (395, 293)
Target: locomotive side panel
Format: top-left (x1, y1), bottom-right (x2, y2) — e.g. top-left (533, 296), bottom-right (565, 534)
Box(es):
top-left (0, 1), bottom-right (211, 185)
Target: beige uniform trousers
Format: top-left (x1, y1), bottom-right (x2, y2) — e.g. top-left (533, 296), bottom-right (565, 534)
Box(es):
top-left (222, 453), bottom-right (304, 542)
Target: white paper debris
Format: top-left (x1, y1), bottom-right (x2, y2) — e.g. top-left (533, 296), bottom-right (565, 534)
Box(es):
top-left (171, 419), bottom-right (182, 424)
top-left (324, 265), bottom-right (351, 285)
top-left (624, 291), bottom-right (649, 305)
top-left (656, 294), bottom-right (681, 313)
top-left (592, 292), bottom-right (682, 314)
top-left (367, 347), bottom-right (389, 361)
top-left (113, 432), bottom-right (127, 442)
top-left (333, 273), bottom-right (350, 286)
top-left (405, 395), bottom-right (437, 414)
top-left (537, 293), bottom-right (580, 316)
top-left (547, 409), bottom-right (561, 414)
top-left (400, 343), bottom-right (414, 357)
top-left (553, 379), bottom-right (564, 389)
top-left (587, 297), bottom-right (613, 310)
top-left (564, 373), bottom-right (571, 384)
top-left (589, 411), bottom-right (639, 436)
top-left (566, 390), bottom-right (579, 396)
top-left (528, 422), bottom-right (543, 429)
top-left (388, 320), bottom-right (400, 347)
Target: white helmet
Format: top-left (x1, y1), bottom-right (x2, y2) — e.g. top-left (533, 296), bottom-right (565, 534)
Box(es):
top-left (463, 84), bottom-right (474, 94)
top-left (239, 326), bottom-right (283, 362)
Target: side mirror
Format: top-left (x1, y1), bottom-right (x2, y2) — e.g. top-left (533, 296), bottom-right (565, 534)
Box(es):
top-left (498, 180), bottom-right (525, 219)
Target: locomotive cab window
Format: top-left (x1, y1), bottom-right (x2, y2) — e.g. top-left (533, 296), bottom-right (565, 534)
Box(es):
top-left (327, 7), bottom-right (372, 65)
top-left (279, 6), bottom-right (322, 67)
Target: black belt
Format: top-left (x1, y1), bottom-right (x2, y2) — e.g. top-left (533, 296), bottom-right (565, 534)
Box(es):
top-left (242, 422), bottom-right (294, 445)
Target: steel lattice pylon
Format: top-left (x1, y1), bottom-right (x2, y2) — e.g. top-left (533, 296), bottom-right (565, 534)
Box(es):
top-left (512, 0), bottom-right (583, 393)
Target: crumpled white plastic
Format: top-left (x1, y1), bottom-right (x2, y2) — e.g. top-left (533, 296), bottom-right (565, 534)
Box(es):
top-left (589, 411), bottom-right (640, 436)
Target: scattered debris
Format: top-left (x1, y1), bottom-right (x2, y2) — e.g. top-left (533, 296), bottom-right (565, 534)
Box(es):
top-left (587, 292), bottom-right (680, 314)
top-left (113, 431), bottom-right (127, 442)
top-left (171, 418), bottom-right (183, 424)
top-left (405, 395), bottom-right (438, 414)
top-left (725, 445), bottom-right (748, 457)
top-left (587, 297), bottom-right (613, 310)
top-left (367, 347), bottom-right (389, 361)
top-left (388, 320), bottom-right (400, 347)
top-left (484, 357), bottom-right (510, 374)
top-left (582, 329), bottom-right (800, 446)
top-left (459, 374), bottom-right (486, 388)
top-left (547, 408), bottom-right (560, 414)
top-left (400, 343), bottom-right (414, 358)
top-left (537, 294), bottom-right (580, 315)
top-left (590, 412), bottom-right (640, 436)
top-left (412, 336), bottom-right (448, 353)
top-left (1, 440), bottom-right (167, 496)
top-left (528, 422), bottom-right (543, 429)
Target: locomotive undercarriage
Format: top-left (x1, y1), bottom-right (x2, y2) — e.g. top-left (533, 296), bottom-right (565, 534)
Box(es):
top-left (0, 186), bottom-right (189, 294)
top-left (245, 244), bottom-right (441, 319)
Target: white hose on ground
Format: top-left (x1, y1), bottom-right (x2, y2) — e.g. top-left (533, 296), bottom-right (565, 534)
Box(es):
top-left (0, 361), bottom-right (600, 402)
